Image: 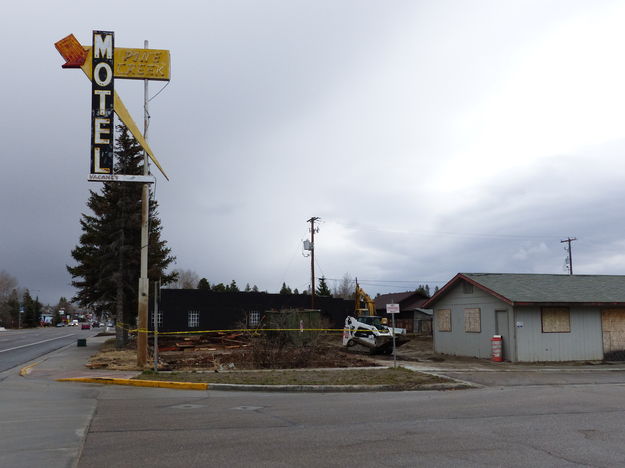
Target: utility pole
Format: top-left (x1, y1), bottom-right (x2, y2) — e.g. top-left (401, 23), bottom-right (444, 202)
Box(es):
top-left (153, 279), bottom-right (159, 372)
top-left (561, 237), bottom-right (577, 275)
top-left (137, 39), bottom-right (150, 367)
top-left (307, 217), bottom-right (320, 309)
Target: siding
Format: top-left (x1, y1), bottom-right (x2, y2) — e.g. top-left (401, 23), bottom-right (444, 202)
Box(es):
top-left (433, 283), bottom-right (511, 359)
top-left (515, 306), bottom-right (603, 361)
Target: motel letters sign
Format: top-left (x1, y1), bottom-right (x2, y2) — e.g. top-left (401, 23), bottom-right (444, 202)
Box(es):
top-left (91, 31), bottom-right (114, 175)
top-left (55, 31), bottom-right (170, 181)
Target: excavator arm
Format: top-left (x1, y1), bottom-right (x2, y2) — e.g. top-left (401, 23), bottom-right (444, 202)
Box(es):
top-left (355, 281), bottom-right (376, 317)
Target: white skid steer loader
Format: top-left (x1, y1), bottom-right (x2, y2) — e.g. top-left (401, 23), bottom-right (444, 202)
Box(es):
top-left (342, 282), bottom-right (410, 354)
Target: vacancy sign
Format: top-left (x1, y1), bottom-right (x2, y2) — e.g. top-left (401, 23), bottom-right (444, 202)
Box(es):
top-left (386, 304), bottom-right (400, 314)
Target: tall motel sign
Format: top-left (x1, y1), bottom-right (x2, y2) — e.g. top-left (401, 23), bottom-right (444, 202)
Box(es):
top-left (55, 31), bottom-right (170, 365)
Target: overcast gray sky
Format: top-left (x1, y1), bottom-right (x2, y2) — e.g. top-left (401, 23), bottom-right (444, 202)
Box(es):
top-left (3, 0), bottom-right (625, 304)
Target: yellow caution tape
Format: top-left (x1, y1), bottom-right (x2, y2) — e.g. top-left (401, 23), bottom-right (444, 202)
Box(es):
top-left (109, 322), bottom-right (349, 336)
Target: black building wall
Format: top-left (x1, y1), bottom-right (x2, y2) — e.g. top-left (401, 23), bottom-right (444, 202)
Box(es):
top-left (152, 289), bottom-right (353, 333)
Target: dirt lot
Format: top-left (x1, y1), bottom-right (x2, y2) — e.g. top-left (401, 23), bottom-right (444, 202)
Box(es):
top-left (87, 333), bottom-right (438, 372)
top-left (86, 333), bottom-right (470, 389)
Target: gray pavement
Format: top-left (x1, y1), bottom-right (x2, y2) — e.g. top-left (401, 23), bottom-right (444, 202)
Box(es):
top-left (0, 327), bottom-right (91, 374)
top-left (396, 358), bottom-right (625, 387)
top-left (78, 378), bottom-right (625, 467)
top-left (0, 335), bottom-right (138, 468)
top-left (4, 337), bottom-right (625, 467)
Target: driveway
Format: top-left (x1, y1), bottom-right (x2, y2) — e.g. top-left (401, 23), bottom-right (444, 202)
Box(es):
top-left (394, 357), bottom-right (625, 387)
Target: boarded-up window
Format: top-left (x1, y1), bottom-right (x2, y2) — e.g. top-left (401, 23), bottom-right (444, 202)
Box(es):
top-left (437, 309), bottom-right (451, 332)
top-left (541, 307), bottom-right (570, 333)
top-left (464, 308), bottom-right (481, 333)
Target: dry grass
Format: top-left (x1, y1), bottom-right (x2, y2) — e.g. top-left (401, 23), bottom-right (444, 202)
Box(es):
top-left (86, 338), bottom-right (141, 370)
top-left (135, 366), bottom-right (451, 389)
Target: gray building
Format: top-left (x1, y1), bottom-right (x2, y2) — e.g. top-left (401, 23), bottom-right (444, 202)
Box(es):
top-left (423, 273), bottom-right (625, 362)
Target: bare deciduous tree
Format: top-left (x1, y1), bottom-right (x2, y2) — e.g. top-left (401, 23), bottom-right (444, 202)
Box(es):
top-left (333, 273), bottom-right (355, 299)
top-left (0, 271), bottom-right (18, 327)
top-left (0, 271), bottom-right (17, 301)
top-left (168, 269), bottom-right (200, 289)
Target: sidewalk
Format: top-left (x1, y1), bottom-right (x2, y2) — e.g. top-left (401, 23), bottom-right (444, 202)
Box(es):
top-left (21, 334), bottom-right (140, 381)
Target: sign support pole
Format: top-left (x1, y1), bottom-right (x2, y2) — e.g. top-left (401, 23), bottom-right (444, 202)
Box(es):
top-left (391, 303), bottom-right (397, 368)
top-left (386, 302), bottom-right (399, 369)
top-left (137, 39), bottom-right (150, 367)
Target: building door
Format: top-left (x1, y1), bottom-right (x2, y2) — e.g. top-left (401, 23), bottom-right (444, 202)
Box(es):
top-left (495, 310), bottom-right (509, 360)
top-left (601, 309), bottom-right (625, 361)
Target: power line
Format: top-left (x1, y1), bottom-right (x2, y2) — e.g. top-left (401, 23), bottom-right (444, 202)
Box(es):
top-left (330, 220), bottom-right (562, 241)
top-left (324, 278), bottom-right (447, 284)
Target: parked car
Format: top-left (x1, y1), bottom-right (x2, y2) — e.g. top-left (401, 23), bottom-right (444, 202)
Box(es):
top-left (81, 323), bottom-right (91, 330)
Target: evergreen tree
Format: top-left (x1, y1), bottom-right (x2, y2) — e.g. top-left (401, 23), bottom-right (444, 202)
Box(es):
top-left (67, 125), bottom-right (176, 347)
top-left (212, 283), bottom-right (226, 292)
top-left (293, 288), bottom-right (299, 295)
top-left (279, 282), bottom-right (292, 295)
top-left (7, 289), bottom-right (19, 328)
top-left (197, 278), bottom-right (210, 290)
top-left (244, 283), bottom-right (251, 292)
top-left (251, 285), bottom-right (259, 293)
top-left (227, 280), bottom-right (239, 292)
top-left (22, 290), bottom-right (41, 328)
top-left (316, 276), bottom-right (332, 297)
top-left (33, 297), bottom-right (42, 327)
top-left (53, 308), bottom-right (62, 326)
top-left (415, 284), bottom-right (431, 298)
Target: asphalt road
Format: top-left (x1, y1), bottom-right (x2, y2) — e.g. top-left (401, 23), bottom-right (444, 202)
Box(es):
top-left (78, 381), bottom-right (625, 467)
top-left (0, 327), bottom-right (93, 374)
top-left (4, 337), bottom-right (625, 467)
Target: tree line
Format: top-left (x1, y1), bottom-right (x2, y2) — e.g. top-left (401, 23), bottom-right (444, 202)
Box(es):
top-left (0, 270), bottom-right (81, 328)
top-left (167, 271), bottom-right (436, 299)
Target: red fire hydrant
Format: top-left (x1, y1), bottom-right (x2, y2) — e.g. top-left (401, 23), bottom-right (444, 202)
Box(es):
top-left (491, 335), bottom-right (503, 362)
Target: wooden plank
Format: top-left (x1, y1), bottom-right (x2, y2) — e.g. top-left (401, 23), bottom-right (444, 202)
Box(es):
top-left (541, 307), bottom-right (570, 333)
top-left (464, 308), bottom-right (481, 333)
top-left (436, 309), bottom-right (451, 332)
top-left (602, 309), bottom-right (625, 353)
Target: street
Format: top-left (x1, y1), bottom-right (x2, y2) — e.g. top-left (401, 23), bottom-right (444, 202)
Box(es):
top-left (77, 382), bottom-right (625, 467)
top-left (0, 327), bottom-right (93, 374)
top-left (3, 336), bottom-right (625, 467)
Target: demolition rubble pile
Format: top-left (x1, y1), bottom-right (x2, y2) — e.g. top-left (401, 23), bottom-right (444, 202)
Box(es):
top-left (155, 332), bottom-right (250, 370)
top-left (88, 332), bottom-right (378, 371)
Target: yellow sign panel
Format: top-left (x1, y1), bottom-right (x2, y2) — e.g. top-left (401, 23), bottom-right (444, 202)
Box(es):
top-left (114, 48), bottom-right (170, 81)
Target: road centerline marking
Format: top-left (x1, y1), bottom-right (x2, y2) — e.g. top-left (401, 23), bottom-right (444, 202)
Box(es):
top-left (0, 334), bottom-right (77, 353)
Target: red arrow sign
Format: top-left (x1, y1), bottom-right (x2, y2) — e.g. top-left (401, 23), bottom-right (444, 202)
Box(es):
top-left (55, 34), bottom-right (88, 68)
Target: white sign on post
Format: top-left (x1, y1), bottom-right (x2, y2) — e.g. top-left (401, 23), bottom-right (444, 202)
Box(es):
top-left (385, 303), bottom-right (399, 368)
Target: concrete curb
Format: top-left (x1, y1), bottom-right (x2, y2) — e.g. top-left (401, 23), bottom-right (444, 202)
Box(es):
top-left (57, 377), bottom-right (208, 390)
top-left (206, 382), bottom-right (476, 392)
top-left (56, 376), bottom-right (475, 392)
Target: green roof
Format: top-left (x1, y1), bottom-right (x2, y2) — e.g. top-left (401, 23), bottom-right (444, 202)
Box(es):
top-left (443, 273), bottom-right (625, 305)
